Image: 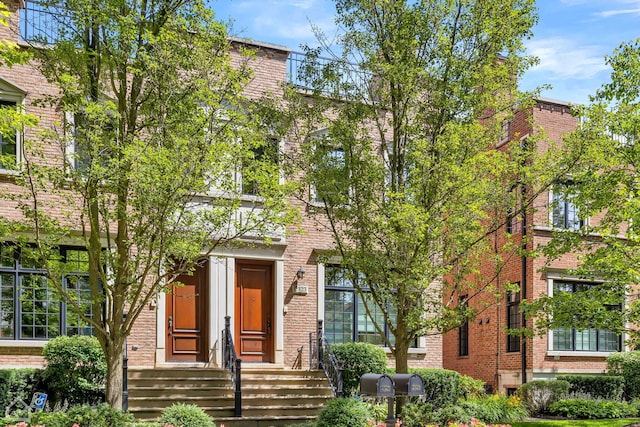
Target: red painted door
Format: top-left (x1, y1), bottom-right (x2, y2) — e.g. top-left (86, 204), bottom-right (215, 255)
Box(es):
top-left (166, 264), bottom-right (208, 362)
top-left (235, 261), bottom-right (273, 362)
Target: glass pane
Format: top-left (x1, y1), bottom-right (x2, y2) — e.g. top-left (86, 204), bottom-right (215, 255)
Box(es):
top-left (553, 328), bottom-right (573, 350)
top-left (357, 294), bottom-right (385, 345)
top-left (324, 290), bottom-right (353, 344)
top-left (325, 266), bottom-right (353, 288)
top-left (552, 191), bottom-right (566, 228)
top-left (0, 273), bottom-right (15, 338)
top-left (65, 249), bottom-right (89, 273)
top-left (575, 329), bottom-right (597, 351)
top-left (65, 275), bottom-right (93, 336)
top-left (598, 330), bottom-right (620, 352)
top-left (0, 245), bottom-right (15, 267)
top-left (19, 274), bottom-right (60, 339)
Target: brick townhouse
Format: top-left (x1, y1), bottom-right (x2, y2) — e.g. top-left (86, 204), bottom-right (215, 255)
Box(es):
top-left (0, 0), bottom-right (442, 375)
top-left (443, 98), bottom-right (623, 394)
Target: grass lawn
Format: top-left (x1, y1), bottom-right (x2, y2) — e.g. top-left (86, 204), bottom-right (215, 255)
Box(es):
top-left (511, 419), bottom-right (640, 427)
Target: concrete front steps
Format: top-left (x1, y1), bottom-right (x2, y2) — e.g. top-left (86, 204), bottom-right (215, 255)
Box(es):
top-left (127, 367), bottom-right (333, 427)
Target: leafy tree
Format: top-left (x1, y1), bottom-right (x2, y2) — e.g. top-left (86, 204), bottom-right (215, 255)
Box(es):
top-left (526, 38), bottom-right (640, 343)
top-left (7, 0), bottom-right (297, 408)
top-left (290, 0), bottom-right (554, 377)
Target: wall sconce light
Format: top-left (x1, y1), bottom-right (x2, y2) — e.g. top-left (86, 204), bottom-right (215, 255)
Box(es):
top-left (477, 319), bottom-right (483, 325)
top-left (296, 266), bottom-right (306, 280)
top-left (485, 318), bottom-right (490, 324)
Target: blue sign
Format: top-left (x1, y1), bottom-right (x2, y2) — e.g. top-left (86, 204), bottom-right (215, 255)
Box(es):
top-left (30, 393), bottom-right (47, 411)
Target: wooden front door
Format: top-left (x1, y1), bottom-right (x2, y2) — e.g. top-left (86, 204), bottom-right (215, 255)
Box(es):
top-left (166, 263), bottom-right (208, 362)
top-left (235, 261), bottom-right (274, 362)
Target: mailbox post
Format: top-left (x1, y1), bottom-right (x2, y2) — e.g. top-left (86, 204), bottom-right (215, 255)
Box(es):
top-left (360, 373), bottom-right (425, 427)
top-left (359, 374), bottom-right (396, 427)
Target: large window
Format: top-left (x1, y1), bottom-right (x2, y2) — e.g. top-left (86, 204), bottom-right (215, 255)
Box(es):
top-left (324, 265), bottom-right (397, 346)
top-left (506, 288), bottom-right (521, 353)
top-left (241, 138), bottom-right (279, 196)
top-left (0, 246), bottom-right (94, 340)
top-left (310, 130), bottom-right (349, 205)
top-left (551, 182), bottom-right (582, 230)
top-left (551, 281), bottom-right (621, 352)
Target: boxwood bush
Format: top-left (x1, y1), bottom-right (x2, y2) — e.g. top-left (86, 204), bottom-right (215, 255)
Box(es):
top-left (332, 342), bottom-right (387, 396)
top-left (42, 335), bottom-right (106, 406)
top-left (516, 379), bottom-right (570, 416)
top-left (316, 398), bottom-right (371, 427)
top-left (410, 368), bottom-right (463, 408)
top-left (608, 351), bottom-right (640, 400)
top-left (549, 398), bottom-right (636, 419)
top-left (159, 402), bottom-right (216, 427)
top-left (557, 374), bottom-right (624, 401)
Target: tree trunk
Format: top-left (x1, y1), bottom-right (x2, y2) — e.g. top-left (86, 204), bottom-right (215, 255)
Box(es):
top-left (104, 342), bottom-right (124, 409)
top-left (394, 339), bottom-right (410, 417)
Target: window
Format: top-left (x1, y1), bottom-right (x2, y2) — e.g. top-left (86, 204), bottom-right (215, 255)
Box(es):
top-left (0, 245), bottom-right (94, 340)
top-left (551, 281), bottom-right (621, 352)
top-left (458, 296), bottom-right (469, 356)
top-left (241, 138), bottom-right (279, 196)
top-left (0, 100), bottom-right (18, 169)
top-left (309, 130), bottom-right (349, 205)
top-left (499, 119), bottom-right (511, 143)
top-left (324, 265), bottom-right (399, 346)
top-left (551, 182), bottom-right (583, 230)
top-left (506, 287), bottom-right (520, 352)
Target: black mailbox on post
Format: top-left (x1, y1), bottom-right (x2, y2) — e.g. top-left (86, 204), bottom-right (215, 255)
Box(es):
top-left (392, 374), bottom-right (424, 396)
top-left (359, 373), bottom-right (395, 397)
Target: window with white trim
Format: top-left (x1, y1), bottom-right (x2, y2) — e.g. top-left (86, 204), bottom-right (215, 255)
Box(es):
top-left (551, 181), bottom-right (583, 230)
top-left (506, 287), bottom-right (520, 352)
top-left (309, 130), bottom-right (349, 205)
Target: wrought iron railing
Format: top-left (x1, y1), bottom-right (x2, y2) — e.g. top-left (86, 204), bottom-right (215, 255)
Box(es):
top-left (287, 51), bottom-right (371, 99)
top-left (222, 316), bottom-right (242, 417)
top-left (20, 0), bottom-right (65, 44)
top-left (310, 320), bottom-right (343, 397)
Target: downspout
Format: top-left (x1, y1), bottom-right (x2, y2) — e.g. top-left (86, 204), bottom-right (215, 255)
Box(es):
top-left (521, 185), bottom-right (527, 385)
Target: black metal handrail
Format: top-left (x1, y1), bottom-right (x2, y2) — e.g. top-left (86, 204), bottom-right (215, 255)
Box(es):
top-left (222, 316), bottom-right (242, 417)
top-left (20, 0), bottom-right (65, 44)
top-left (310, 320), bottom-right (343, 397)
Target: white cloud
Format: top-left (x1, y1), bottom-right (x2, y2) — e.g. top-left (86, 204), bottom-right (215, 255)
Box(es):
top-left (596, 7), bottom-right (640, 17)
top-left (525, 37), bottom-right (610, 80)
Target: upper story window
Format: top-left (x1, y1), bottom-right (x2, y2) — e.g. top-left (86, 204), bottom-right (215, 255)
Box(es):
top-left (551, 280), bottom-right (621, 353)
top-left (0, 79), bottom-right (26, 171)
top-left (551, 181), bottom-right (583, 230)
top-left (0, 245), bottom-right (94, 340)
top-left (309, 130), bottom-right (349, 206)
top-left (240, 138), bottom-right (279, 197)
top-left (499, 119), bottom-right (511, 144)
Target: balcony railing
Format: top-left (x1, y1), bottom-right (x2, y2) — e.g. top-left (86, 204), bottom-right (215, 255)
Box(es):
top-left (20, 1), bottom-right (370, 98)
top-left (287, 50), bottom-right (371, 99)
top-left (20, 0), bottom-right (64, 44)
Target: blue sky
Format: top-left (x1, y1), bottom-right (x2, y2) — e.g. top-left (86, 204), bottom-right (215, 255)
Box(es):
top-left (213, 0), bottom-right (639, 105)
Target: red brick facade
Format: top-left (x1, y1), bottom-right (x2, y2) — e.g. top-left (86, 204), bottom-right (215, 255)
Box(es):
top-left (0, 1), bottom-right (442, 371)
top-left (443, 99), bottom-right (615, 392)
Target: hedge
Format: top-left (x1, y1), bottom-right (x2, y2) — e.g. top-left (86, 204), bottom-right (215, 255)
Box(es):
top-left (556, 374), bottom-right (624, 401)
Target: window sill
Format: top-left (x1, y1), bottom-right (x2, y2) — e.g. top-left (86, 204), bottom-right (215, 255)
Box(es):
top-left (382, 347), bottom-right (428, 355)
top-left (0, 169), bottom-right (20, 179)
top-left (547, 351), bottom-right (614, 358)
top-left (0, 339), bottom-right (47, 348)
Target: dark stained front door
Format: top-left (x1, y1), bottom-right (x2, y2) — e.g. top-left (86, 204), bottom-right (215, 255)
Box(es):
top-left (235, 261), bottom-right (274, 362)
top-left (166, 263), bottom-right (208, 362)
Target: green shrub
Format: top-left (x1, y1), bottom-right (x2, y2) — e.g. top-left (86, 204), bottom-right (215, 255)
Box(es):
top-left (42, 335), bottom-right (106, 405)
top-left (516, 379), bottom-right (570, 416)
top-left (557, 374), bottom-right (624, 400)
top-left (409, 368), bottom-right (462, 409)
top-left (316, 398), bottom-right (371, 427)
top-left (30, 403), bottom-right (134, 427)
top-left (433, 404), bottom-right (473, 427)
top-left (401, 401), bottom-right (435, 427)
top-left (549, 398), bottom-right (636, 419)
top-left (332, 342), bottom-right (387, 396)
top-left (0, 368), bottom-right (43, 415)
top-left (608, 351), bottom-right (640, 400)
top-left (159, 402), bottom-right (216, 427)
top-left (460, 394), bottom-right (528, 423)
top-left (460, 374), bottom-right (486, 398)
